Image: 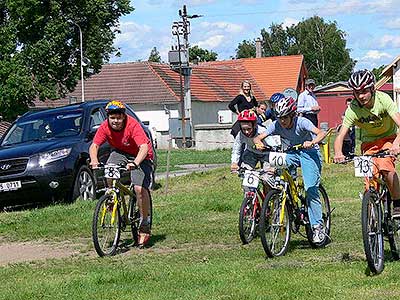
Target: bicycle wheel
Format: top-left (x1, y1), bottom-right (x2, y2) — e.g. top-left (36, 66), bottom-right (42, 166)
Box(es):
top-left (306, 185), bottom-right (331, 248)
top-left (92, 194), bottom-right (121, 257)
top-left (239, 189), bottom-right (259, 244)
top-left (387, 199), bottom-right (400, 260)
top-left (361, 191), bottom-right (384, 274)
top-left (259, 189), bottom-right (291, 257)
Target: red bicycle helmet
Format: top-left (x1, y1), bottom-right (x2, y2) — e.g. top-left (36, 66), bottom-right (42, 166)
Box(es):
top-left (238, 110), bottom-right (257, 122)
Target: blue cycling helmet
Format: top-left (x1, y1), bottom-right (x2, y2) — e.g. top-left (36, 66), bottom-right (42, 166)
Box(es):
top-left (270, 93), bottom-right (285, 104)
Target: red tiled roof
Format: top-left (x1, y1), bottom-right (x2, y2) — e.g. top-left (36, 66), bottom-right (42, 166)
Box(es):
top-left (151, 63), bottom-right (266, 102)
top-left (31, 55), bottom-right (305, 108)
top-left (32, 62), bottom-right (178, 108)
top-left (200, 55), bottom-right (306, 98)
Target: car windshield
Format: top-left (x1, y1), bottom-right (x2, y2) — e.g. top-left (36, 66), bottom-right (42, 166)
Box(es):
top-left (1, 112), bottom-right (83, 146)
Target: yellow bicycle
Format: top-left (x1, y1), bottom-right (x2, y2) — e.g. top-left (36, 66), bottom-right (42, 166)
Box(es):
top-left (92, 163), bottom-right (152, 257)
top-left (259, 145), bottom-right (331, 257)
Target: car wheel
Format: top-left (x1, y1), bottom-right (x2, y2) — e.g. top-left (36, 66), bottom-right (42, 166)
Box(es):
top-left (72, 165), bottom-right (95, 201)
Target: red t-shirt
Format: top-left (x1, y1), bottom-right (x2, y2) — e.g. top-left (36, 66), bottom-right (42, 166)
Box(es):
top-left (94, 115), bottom-right (154, 160)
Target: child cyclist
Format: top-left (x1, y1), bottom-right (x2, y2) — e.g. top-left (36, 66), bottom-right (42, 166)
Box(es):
top-left (231, 110), bottom-right (270, 173)
top-left (253, 96), bottom-right (326, 243)
top-left (334, 69), bottom-right (400, 218)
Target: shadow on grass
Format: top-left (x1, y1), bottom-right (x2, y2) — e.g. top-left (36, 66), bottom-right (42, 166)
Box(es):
top-left (116, 234), bottom-right (167, 254)
top-left (1, 200), bottom-right (57, 213)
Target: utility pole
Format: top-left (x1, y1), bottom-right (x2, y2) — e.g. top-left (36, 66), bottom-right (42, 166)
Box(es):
top-left (169, 5), bottom-right (202, 148)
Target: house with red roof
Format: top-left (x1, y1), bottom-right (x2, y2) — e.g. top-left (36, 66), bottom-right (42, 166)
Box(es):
top-left (31, 55), bottom-right (307, 148)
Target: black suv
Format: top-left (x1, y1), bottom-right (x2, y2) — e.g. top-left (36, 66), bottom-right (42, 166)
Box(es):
top-left (0, 100), bottom-right (155, 208)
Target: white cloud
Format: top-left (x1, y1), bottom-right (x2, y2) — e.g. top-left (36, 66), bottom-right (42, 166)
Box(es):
top-left (196, 35), bottom-right (225, 49)
top-left (190, 20), bottom-right (247, 58)
top-left (199, 21), bottom-right (245, 34)
top-left (355, 50), bottom-right (393, 69)
top-left (112, 21), bottom-right (171, 62)
top-left (379, 35), bottom-right (400, 48)
top-left (385, 18), bottom-right (400, 29)
top-left (282, 17), bottom-right (299, 28)
top-left (115, 22), bottom-right (152, 46)
top-left (362, 50), bottom-right (392, 60)
top-left (284, 0), bottom-right (398, 16)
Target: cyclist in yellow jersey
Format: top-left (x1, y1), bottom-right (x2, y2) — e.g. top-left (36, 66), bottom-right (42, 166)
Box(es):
top-left (334, 69), bottom-right (400, 217)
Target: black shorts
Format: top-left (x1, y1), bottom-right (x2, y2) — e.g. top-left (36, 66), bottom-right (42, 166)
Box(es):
top-left (107, 150), bottom-right (154, 190)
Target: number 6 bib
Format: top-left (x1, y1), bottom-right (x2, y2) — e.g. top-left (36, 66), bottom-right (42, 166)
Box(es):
top-left (269, 152), bottom-right (287, 168)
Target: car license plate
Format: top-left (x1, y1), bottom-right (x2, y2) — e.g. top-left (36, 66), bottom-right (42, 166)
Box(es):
top-left (0, 180), bottom-right (22, 192)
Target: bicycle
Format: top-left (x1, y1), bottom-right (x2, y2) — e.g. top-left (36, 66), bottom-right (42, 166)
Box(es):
top-left (92, 163), bottom-right (153, 257)
top-left (237, 165), bottom-right (275, 244)
top-left (343, 151), bottom-right (400, 274)
top-left (259, 145), bottom-right (332, 257)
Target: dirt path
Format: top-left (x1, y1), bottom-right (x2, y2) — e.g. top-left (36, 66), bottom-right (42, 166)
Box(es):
top-left (0, 241), bottom-right (84, 266)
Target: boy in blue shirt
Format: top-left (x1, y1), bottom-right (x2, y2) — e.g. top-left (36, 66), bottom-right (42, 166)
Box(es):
top-left (253, 96), bottom-right (326, 243)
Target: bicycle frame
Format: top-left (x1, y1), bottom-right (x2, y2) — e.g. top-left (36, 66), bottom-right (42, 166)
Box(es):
top-left (102, 176), bottom-right (135, 227)
top-left (274, 168), bottom-right (302, 225)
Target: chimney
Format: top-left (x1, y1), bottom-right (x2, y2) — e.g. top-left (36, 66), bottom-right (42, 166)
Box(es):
top-left (255, 38), bottom-right (262, 58)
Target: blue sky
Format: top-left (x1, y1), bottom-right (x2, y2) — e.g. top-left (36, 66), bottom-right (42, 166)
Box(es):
top-left (111, 0), bottom-right (400, 71)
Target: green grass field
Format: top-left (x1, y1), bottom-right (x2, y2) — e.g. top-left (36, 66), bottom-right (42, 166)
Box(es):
top-left (1, 152), bottom-right (400, 299)
top-left (155, 148), bottom-right (231, 172)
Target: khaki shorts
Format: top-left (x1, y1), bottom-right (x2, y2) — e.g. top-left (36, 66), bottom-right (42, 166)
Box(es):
top-left (107, 150), bottom-right (154, 190)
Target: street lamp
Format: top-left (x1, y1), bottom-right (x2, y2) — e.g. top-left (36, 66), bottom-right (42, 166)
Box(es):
top-left (68, 20), bottom-right (85, 102)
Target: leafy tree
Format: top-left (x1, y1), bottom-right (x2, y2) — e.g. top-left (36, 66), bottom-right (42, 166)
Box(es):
top-left (236, 40), bottom-right (256, 58)
top-left (289, 16), bottom-right (355, 84)
top-left (148, 47), bottom-right (161, 62)
top-left (261, 23), bottom-right (290, 56)
top-left (0, 0), bottom-right (133, 121)
top-left (235, 16), bottom-right (355, 84)
top-left (371, 65), bottom-right (387, 82)
top-left (189, 45), bottom-right (217, 62)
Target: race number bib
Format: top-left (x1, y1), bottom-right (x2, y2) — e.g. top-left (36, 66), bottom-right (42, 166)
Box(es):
top-left (242, 170), bottom-right (259, 188)
top-left (354, 156), bottom-right (373, 177)
top-left (269, 152), bottom-right (287, 168)
top-left (104, 165), bottom-right (121, 179)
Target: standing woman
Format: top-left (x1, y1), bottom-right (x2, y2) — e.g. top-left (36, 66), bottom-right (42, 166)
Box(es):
top-left (228, 80), bottom-right (258, 137)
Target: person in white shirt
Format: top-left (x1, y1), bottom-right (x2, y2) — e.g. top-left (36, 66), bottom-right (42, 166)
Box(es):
top-left (297, 79), bottom-right (321, 127)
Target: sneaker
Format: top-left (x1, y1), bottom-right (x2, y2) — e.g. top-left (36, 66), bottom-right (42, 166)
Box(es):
top-left (138, 232), bottom-right (151, 248)
top-left (312, 225), bottom-right (325, 244)
top-left (392, 206), bottom-right (400, 219)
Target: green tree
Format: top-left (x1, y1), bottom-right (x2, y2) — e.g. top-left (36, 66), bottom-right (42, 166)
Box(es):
top-left (0, 0), bottom-right (133, 121)
top-left (235, 40), bottom-right (256, 58)
top-left (236, 16), bottom-right (355, 85)
top-left (289, 16), bottom-right (355, 84)
top-left (148, 47), bottom-right (161, 62)
top-left (372, 65), bottom-right (387, 82)
top-left (261, 23), bottom-right (291, 56)
top-left (189, 45), bottom-right (217, 62)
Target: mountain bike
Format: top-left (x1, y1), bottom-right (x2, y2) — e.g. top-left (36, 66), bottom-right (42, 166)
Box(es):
top-left (259, 145), bottom-right (332, 257)
top-left (237, 166), bottom-right (275, 244)
top-left (92, 163), bottom-right (153, 257)
top-left (343, 151), bottom-right (400, 274)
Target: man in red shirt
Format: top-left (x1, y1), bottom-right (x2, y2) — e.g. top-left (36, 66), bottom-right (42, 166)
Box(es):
top-left (89, 100), bottom-right (154, 247)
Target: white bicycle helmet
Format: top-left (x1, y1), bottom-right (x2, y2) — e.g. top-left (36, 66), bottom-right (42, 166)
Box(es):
top-left (348, 69), bottom-right (375, 91)
top-left (274, 96), bottom-right (297, 118)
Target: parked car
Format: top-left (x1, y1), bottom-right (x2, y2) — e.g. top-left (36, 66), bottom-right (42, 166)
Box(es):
top-left (0, 100), bottom-right (156, 208)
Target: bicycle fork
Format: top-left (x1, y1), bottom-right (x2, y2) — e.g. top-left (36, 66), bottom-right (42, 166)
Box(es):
top-left (101, 191), bottom-right (119, 226)
top-left (245, 189), bottom-right (259, 233)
